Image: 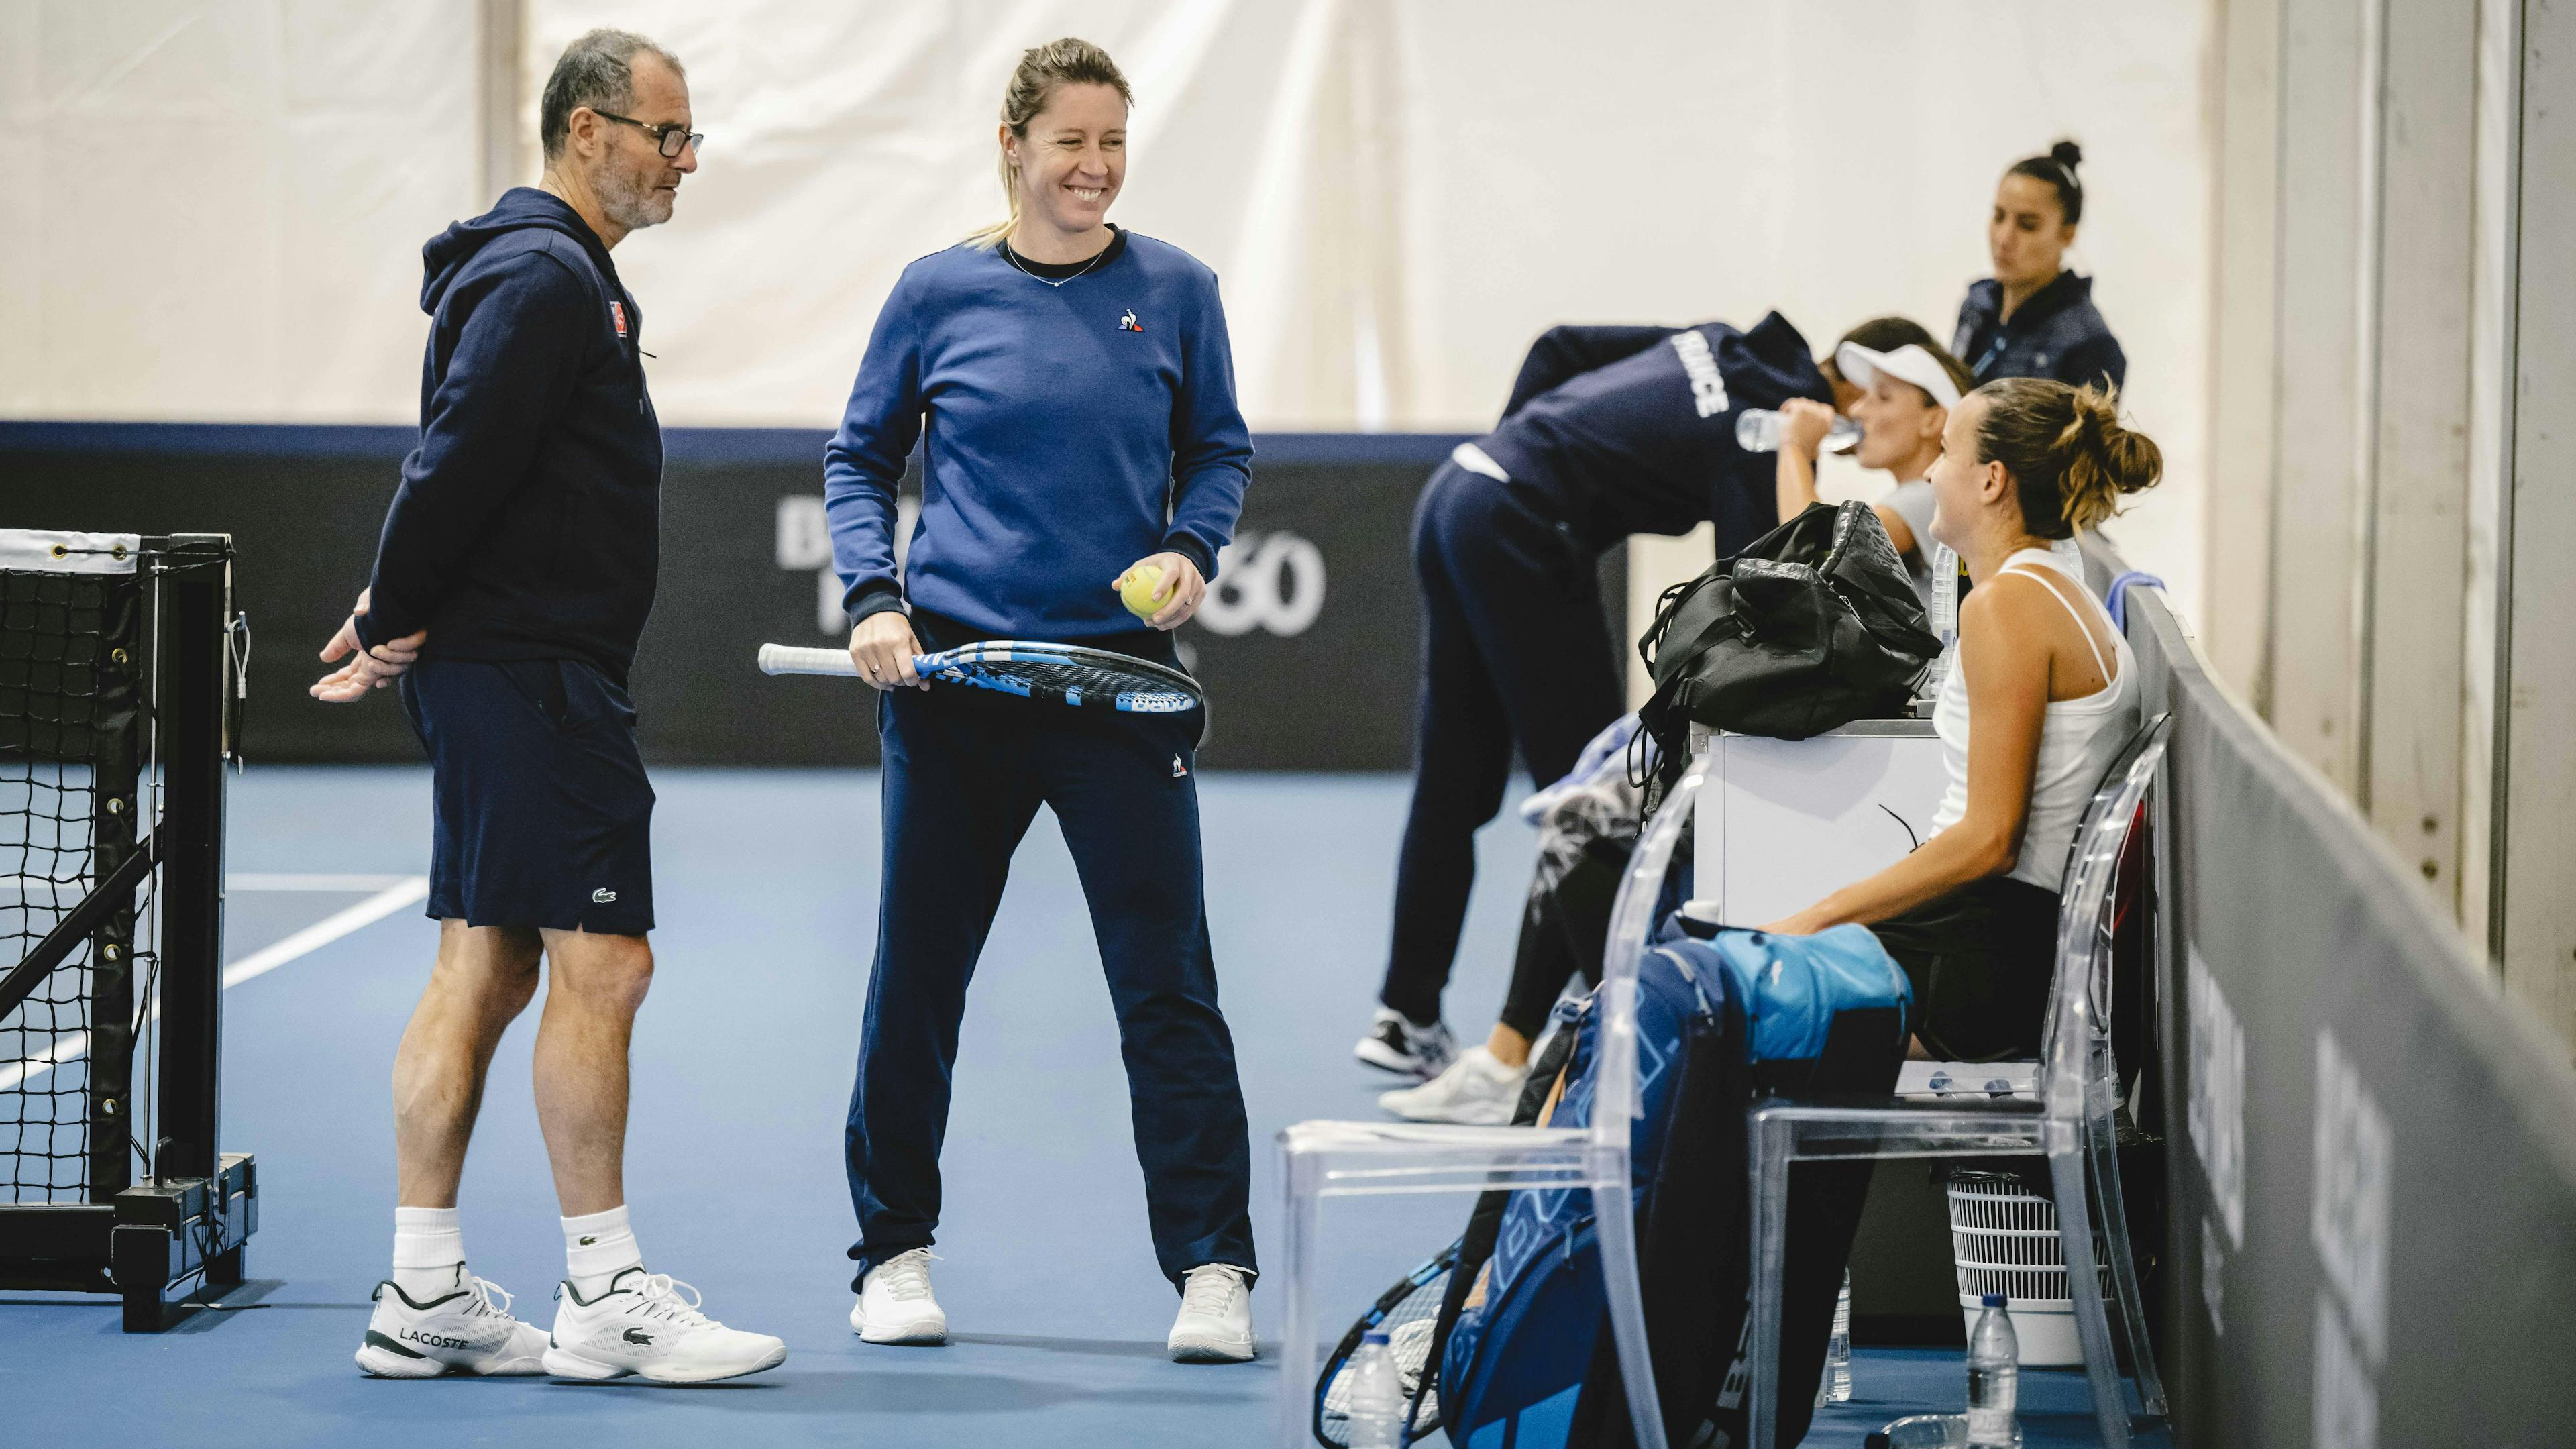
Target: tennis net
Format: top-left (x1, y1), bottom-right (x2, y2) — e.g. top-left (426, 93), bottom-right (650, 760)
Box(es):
top-left (0, 536), bottom-right (144, 1205)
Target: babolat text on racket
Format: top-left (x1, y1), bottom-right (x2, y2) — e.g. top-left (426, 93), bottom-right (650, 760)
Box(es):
top-left (758, 639), bottom-right (1209, 743)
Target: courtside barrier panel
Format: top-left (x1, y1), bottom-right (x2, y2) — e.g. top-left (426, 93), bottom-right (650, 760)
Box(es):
top-left (0, 425), bottom-right (1599, 769)
top-left (2123, 580), bottom-right (2576, 1445)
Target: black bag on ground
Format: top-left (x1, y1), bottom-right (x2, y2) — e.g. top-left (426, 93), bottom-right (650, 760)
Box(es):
top-left (1636, 500), bottom-right (1941, 774)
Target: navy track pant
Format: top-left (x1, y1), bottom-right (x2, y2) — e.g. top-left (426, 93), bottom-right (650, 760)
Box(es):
top-left (844, 680), bottom-right (1256, 1291)
top-left (1378, 460), bottom-right (1627, 1026)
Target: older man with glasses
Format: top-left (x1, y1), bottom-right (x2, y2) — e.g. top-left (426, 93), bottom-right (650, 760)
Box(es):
top-left (312, 28), bottom-right (784, 1385)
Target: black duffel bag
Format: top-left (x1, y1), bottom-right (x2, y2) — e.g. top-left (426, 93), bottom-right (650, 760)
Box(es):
top-left (1635, 500), bottom-right (1940, 777)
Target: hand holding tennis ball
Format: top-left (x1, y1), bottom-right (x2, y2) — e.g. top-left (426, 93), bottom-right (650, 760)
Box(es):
top-left (1118, 564), bottom-right (1165, 619)
top-left (1111, 552), bottom-right (1208, 631)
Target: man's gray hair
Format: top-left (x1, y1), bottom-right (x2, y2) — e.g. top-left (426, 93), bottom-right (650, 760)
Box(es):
top-left (539, 29), bottom-right (684, 160)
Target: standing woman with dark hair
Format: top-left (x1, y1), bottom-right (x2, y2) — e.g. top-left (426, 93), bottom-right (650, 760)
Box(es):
top-left (823, 38), bottom-right (1260, 1364)
top-left (1952, 141), bottom-right (2128, 392)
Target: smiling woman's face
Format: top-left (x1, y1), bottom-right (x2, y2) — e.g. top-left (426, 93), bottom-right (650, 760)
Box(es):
top-left (1007, 83), bottom-right (1128, 240)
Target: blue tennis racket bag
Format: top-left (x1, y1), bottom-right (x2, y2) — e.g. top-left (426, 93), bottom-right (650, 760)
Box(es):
top-left (1427, 918), bottom-right (1909, 1449)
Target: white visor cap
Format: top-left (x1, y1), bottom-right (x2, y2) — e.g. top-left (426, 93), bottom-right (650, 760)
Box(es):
top-left (1835, 342), bottom-right (1962, 411)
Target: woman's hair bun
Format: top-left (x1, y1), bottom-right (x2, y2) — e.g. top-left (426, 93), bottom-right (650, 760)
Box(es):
top-left (1968, 378), bottom-right (2161, 539)
top-left (2050, 139), bottom-right (2084, 172)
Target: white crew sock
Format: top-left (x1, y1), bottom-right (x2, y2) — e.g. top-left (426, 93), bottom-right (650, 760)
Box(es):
top-left (563, 1204), bottom-right (643, 1299)
top-left (391, 1205), bottom-right (466, 1301)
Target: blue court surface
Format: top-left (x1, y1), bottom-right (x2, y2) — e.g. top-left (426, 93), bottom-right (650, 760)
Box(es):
top-left (0, 768), bottom-right (2121, 1448)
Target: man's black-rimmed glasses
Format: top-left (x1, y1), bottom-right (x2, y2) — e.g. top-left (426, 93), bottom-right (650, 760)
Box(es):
top-left (593, 110), bottom-right (703, 158)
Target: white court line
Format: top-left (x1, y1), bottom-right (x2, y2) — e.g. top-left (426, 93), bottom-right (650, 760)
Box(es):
top-left (227, 873), bottom-right (422, 893)
top-left (7, 871), bottom-right (417, 896)
top-left (0, 876), bottom-right (429, 1092)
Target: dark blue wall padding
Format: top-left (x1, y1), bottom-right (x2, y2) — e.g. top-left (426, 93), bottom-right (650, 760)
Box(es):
top-left (0, 425), bottom-right (1621, 769)
top-left (2117, 571), bottom-right (2576, 1446)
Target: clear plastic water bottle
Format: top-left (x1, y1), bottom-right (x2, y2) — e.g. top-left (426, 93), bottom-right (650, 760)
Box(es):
top-left (1868, 1414), bottom-right (1970, 1449)
top-left (1735, 407), bottom-right (1861, 455)
top-left (1966, 1294), bottom-right (2021, 1448)
top-left (1344, 1329), bottom-right (1407, 1449)
top-left (1824, 1269), bottom-right (1854, 1403)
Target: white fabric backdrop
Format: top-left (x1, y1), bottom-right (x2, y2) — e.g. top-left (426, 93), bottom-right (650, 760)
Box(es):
top-left (0, 0), bottom-right (480, 423)
top-left (3, 0), bottom-right (2210, 611)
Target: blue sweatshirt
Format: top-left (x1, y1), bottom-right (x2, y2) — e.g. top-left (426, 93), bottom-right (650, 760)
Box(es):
top-left (358, 188), bottom-right (661, 682)
top-left (1477, 312), bottom-right (1830, 556)
top-left (823, 229), bottom-right (1252, 640)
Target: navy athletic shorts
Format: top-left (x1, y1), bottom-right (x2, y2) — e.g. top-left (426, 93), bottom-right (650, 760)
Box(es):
top-left (397, 656), bottom-right (655, 935)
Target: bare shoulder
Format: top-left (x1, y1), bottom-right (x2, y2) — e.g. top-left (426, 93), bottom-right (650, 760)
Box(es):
top-left (1957, 576), bottom-right (2059, 682)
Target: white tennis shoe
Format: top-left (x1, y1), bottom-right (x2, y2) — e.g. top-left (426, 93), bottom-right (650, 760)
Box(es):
top-left (1167, 1264), bottom-right (1256, 1364)
top-left (851, 1246), bottom-right (948, 1345)
top-left (541, 1267), bottom-right (786, 1383)
top-left (354, 1267), bottom-right (549, 1377)
top-left (1379, 1045), bottom-right (1528, 1126)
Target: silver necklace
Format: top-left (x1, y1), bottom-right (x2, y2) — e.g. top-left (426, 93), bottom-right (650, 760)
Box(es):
top-left (1003, 233), bottom-right (1114, 288)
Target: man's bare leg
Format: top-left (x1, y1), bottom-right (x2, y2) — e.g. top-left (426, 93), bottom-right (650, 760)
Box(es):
top-left (392, 920), bottom-right (543, 1209)
top-left (531, 926), bottom-right (653, 1217)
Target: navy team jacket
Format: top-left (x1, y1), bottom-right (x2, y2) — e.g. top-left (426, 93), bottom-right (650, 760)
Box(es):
top-left (1474, 313), bottom-right (1831, 557)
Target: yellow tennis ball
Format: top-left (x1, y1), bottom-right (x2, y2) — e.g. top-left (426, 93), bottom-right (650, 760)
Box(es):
top-left (1119, 564), bottom-right (1165, 619)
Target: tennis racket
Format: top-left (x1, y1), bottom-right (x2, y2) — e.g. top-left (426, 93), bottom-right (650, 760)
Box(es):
top-left (759, 639), bottom-right (1209, 742)
top-left (1312, 1238), bottom-right (1456, 1446)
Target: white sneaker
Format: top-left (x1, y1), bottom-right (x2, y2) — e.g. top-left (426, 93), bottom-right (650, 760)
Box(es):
top-left (1379, 1046), bottom-right (1528, 1126)
top-left (541, 1267), bottom-right (787, 1383)
top-left (1167, 1263), bottom-right (1256, 1364)
top-left (354, 1268), bottom-right (549, 1377)
top-left (1355, 1008), bottom-right (1456, 1079)
top-left (849, 1246), bottom-right (947, 1346)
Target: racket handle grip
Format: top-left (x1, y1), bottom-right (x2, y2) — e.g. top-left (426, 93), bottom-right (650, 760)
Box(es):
top-left (757, 643), bottom-right (861, 677)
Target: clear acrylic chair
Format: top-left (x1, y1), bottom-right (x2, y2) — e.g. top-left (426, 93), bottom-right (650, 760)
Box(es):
top-left (1274, 748), bottom-right (1710, 1449)
top-left (1742, 713), bottom-right (2174, 1449)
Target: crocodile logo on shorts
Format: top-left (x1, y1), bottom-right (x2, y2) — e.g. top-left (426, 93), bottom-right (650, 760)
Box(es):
top-left (592, 888), bottom-right (617, 904)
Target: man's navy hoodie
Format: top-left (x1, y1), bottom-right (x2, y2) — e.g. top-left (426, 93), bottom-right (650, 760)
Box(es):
top-left (356, 187), bottom-right (661, 683)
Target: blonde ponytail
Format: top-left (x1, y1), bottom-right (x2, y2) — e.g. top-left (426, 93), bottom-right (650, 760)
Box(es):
top-left (967, 38), bottom-right (1134, 249)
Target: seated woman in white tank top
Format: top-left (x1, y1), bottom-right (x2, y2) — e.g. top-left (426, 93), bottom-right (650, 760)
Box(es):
top-left (1763, 377), bottom-right (2161, 1061)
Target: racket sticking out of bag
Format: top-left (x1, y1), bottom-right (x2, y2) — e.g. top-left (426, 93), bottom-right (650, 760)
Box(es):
top-left (1313, 1238), bottom-right (1458, 1447)
top-left (757, 640), bottom-right (1210, 745)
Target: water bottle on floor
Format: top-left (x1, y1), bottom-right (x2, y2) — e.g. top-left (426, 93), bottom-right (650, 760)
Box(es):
top-left (1344, 1329), bottom-right (1407, 1449)
top-left (1868, 1414), bottom-right (1970, 1449)
top-left (1735, 407), bottom-right (1860, 454)
top-left (1817, 1269), bottom-right (1854, 1405)
top-left (1966, 1294), bottom-right (2021, 1448)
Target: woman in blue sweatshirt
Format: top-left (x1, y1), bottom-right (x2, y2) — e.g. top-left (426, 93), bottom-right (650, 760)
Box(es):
top-left (820, 39), bottom-right (1259, 1366)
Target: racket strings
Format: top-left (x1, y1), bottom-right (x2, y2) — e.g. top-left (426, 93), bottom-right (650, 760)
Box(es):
top-left (948, 657), bottom-right (1199, 710)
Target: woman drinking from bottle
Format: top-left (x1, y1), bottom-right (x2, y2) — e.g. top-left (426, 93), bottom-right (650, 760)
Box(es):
top-left (822, 36), bottom-right (1258, 1364)
top-left (1773, 328), bottom-right (1978, 606)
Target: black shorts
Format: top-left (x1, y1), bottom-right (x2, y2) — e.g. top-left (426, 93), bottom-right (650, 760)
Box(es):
top-left (398, 657), bottom-right (655, 935)
top-left (1869, 875), bottom-right (2059, 1062)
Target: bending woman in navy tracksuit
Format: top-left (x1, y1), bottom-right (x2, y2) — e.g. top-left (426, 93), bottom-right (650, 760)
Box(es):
top-left (822, 39), bottom-right (1259, 1365)
top-left (1355, 314), bottom-right (1831, 1080)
